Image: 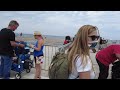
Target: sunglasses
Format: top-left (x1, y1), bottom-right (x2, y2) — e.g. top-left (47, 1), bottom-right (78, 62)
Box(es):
top-left (88, 35), bottom-right (100, 41)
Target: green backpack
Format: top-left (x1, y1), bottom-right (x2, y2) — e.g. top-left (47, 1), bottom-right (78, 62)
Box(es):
top-left (48, 52), bottom-right (69, 79)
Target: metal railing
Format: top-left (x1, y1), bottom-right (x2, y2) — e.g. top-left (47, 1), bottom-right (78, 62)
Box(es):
top-left (41, 43), bottom-right (72, 71)
top-left (29, 43), bottom-right (72, 71)
top-left (41, 44), bottom-right (59, 70)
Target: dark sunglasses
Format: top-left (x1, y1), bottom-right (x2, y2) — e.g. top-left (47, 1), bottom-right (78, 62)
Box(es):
top-left (88, 35), bottom-right (100, 41)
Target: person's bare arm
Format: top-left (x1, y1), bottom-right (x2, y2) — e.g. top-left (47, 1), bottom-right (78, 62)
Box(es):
top-left (15, 40), bottom-right (23, 42)
top-left (115, 53), bottom-right (120, 60)
top-left (30, 40), bottom-right (43, 51)
top-left (10, 41), bottom-right (24, 48)
top-left (79, 71), bottom-right (91, 79)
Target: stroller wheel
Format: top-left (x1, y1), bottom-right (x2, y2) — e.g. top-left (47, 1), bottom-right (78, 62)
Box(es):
top-left (15, 73), bottom-right (21, 79)
top-left (30, 62), bottom-right (33, 68)
top-left (26, 69), bottom-right (30, 73)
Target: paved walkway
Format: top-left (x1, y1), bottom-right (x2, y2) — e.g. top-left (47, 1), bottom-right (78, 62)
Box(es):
top-left (1, 51), bottom-right (113, 79)
top-left (10, 69), bottom-right (49, 79)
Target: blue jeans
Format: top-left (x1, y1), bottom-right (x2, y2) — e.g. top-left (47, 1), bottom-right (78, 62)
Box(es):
top-left (0, 55), bottom-right (12, 79)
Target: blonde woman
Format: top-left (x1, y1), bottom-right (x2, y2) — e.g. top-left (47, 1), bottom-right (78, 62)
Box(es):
top-left (68, 25), bottom-right (100, 79)
top-left (30, 31), bottom-right (44, 79)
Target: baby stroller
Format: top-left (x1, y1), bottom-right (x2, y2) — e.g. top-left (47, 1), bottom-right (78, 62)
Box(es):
top-left (11, 41), bottom-right (33, 79)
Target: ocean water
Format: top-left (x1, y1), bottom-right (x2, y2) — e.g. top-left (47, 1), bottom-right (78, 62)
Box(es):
top-left (15, 33), bottom-right (65, 39)
top-left (27, 41), bottom-right (64, 47)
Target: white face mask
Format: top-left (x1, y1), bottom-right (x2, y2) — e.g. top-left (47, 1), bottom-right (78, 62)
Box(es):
top-left (90, 40), bottom-right (99, 43)
top-left (88, 40), bottom-right (99, 44)
top-left (88, 40), bottom-right (99, 47)
top-left (88, 44), bottom-right (92, 47)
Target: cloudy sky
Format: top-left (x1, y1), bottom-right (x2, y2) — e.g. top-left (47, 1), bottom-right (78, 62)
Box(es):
top-left (0, 11), bottom-right (120, 40)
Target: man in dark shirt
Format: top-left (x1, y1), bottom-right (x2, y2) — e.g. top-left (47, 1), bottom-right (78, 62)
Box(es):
top-left (0, 20), bottom-right (24, 79)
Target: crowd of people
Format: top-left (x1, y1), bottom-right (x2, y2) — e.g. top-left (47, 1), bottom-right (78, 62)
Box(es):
top-left (0, 20), bottom-right (119, 79)
top-left (0, 20), bottom-right (44, 79)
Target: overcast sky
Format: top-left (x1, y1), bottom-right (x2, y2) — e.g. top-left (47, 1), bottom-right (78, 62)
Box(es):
top-left (0, 11), bottom-right (120, 40)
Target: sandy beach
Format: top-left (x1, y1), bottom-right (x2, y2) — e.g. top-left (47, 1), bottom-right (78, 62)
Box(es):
top-left (15, 36), bottom-right (65, 45)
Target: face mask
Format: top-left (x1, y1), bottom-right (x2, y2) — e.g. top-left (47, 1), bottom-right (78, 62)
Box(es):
top-left (88, 40), bottom-right (99, 44)
top-left (88, 44), bottom-right (92, 47)
top-left (88, 40), bottom-right (99, 47)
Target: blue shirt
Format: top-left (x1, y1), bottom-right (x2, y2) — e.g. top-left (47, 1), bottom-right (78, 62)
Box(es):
top-left (34, 41), bottom-right (44, 57)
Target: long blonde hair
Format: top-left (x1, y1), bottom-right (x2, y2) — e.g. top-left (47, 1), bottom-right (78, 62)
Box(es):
top-left (67, 25), bottom-right (98, 73)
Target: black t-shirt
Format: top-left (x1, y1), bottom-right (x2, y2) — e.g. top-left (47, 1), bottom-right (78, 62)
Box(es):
top-left (0, 28), bottom-right (15, 57)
